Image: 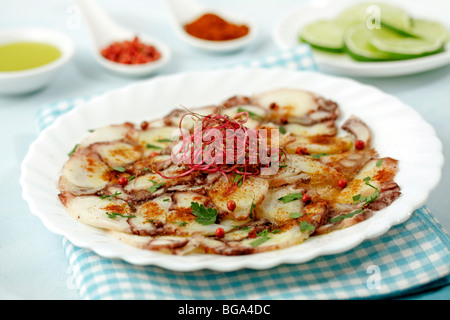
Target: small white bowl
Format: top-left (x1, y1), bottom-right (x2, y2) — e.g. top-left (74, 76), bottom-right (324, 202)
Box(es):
top-left (164, 0), bottom-right (258, 53)
top-left (0, 28), bottom-right (75, 95)
top-left (93, 34), bottom-right (171, 78)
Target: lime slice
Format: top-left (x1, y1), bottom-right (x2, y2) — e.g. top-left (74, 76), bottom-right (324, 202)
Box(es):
top-left (344, 24), bottom-right (398, 61)
top-left (299, 20), bottom-right (346, 53)
top-left (337, 3), bottom-right (414, 36)
top-left (370, 26), bottom-right (445, 57)
top-left (409, 19), bottom-right (449, 44)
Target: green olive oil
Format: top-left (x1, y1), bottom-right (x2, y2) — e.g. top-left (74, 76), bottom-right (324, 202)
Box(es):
top-left (0, 42), bottom-right (62, 72)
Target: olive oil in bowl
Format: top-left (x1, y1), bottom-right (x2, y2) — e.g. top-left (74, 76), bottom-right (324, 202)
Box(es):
top-left (0, 42), bottom-right (62, 72)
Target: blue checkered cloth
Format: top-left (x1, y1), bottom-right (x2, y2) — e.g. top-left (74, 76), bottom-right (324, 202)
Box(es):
top-left (35, 46), bottom-right (450, 300)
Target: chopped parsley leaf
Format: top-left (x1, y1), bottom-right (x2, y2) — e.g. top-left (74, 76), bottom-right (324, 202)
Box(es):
top-left (250, 229), bottom-right (270, 247)
top-left (289, 212), bottom-right (303, 219)
top-left (105, 212), bottom-right (135, 219)
top-left (191, 202), bottom-right (217, 225)
top-left (311, 153), bottom-right (327, 159)
top-left (329, 209), bottom-right (364, 224)
top-left (376, 159), bottom-right (383, 167)
top-left (299, 221), bottom-right (315, 232)
top-left (100, 191), bottom-right (122, 201)
top-left (278, 193), bottom-right (302, 203)
top-left (68, 144), bottom-right (79, 157)
top-left (146, 143), bottom-right (162, 149)
top-left (250, 198), bottom-right (256, 219)
top-left (147, 181), bottom-right (165, 193)
top-left (113, 166), bottom-right (126, 172)
top-left (237, 107), bottom-right (263, 120)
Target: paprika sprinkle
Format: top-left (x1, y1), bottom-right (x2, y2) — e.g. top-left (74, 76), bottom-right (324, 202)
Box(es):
top-left (101, 36), bottom-right (161, 65)
top-left (184, 13), bottom-right (249, 41)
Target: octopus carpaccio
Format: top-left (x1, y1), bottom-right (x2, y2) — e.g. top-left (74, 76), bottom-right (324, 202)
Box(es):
top-left (58, 88), bottom-right (401, 255)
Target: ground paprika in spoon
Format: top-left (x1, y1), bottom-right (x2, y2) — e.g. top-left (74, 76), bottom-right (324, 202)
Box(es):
top-left (184, 13), bottom-right (249, 41)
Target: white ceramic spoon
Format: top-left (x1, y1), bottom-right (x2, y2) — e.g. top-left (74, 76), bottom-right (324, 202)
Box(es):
top-left (163, 0), bottom-right (258, 52)
top-left (76, 0), bottom-right (171, 77)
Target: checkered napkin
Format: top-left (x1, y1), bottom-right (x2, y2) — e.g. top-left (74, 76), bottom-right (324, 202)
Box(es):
top-left (35, 46), bottom-right (450, 300)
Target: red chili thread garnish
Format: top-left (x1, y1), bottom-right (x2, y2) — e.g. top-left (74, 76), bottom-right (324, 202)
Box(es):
top-left (155, 109), bottom-right (286, 194)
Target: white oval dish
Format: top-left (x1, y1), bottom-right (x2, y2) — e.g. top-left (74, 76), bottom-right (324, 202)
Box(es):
top-left (273, 0), bottom-right (450, 77)
top-left (0, 28), bottom-right (75, 95)
top-left (20, 68), bottom-right (443, 271)
top-left (163, 0), bottom-right (257, 53)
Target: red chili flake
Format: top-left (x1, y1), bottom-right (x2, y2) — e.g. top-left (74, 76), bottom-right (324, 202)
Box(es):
top-left (248, 228), bottom-right (257, 239)
top-left (118, 177), bottom-right (128, 187)
top-left (295, 147), bottom-right (308, 155)
top-left (280, 117), bottom-right (288, 125)
top-left (302, 194), bottom-right (312, 204)
top-left (101, 36), bottom-right (161, 65)
top-left (338, 179), bottom-right (347, 188)
top-left (149, 151), bottom-right (159, 157)
top-left (140, 121), bottom-right (149, 130)
top-left (270, 103), bottom-right (279, 110)
top-left (215, 227), bottom-right (225, 238)
top-left (227, 200), bottom-right (236, 211)
top-left (355, 140), bottom-right (365, 150)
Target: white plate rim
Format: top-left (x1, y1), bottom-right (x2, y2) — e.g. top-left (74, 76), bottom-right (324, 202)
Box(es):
top-left (20, 68), bottom-right (444, 271)
top-left (272, 0), bottom-right (450, 77)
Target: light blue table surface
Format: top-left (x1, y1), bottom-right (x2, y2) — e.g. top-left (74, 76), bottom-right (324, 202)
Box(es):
top-left (0, 0), bottom-right (448, 300)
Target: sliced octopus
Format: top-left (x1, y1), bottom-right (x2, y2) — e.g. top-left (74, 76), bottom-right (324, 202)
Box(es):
top-left (58, 88), bottom-right (400, 255)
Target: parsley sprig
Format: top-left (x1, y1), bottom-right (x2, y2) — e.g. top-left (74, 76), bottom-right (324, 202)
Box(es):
top-left (191, 202), bottom-right (218, 225)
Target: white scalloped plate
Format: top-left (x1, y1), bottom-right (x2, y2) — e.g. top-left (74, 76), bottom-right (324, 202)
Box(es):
top-left (272, 0), bottom-right (450, 77)
top-left (20, 68), bottom-right (443, 271)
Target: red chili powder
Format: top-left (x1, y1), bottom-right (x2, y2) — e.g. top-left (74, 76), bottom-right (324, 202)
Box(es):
top-left (184, 13), bottom-right (250, 41)
top-left (101, 36), bottom-right (161, 64)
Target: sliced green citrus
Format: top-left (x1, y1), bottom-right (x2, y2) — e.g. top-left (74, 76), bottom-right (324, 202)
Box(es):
top-left (370, 26), bottom-right (445, 57)
top-left (344, 24), bottom-right (398, 62)
top-left (409, 19), bottom-right (449, 44)
top-left (299, 20), bottom-right (346, 53)
top-left (337, 2), bottom-right (415, 36)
